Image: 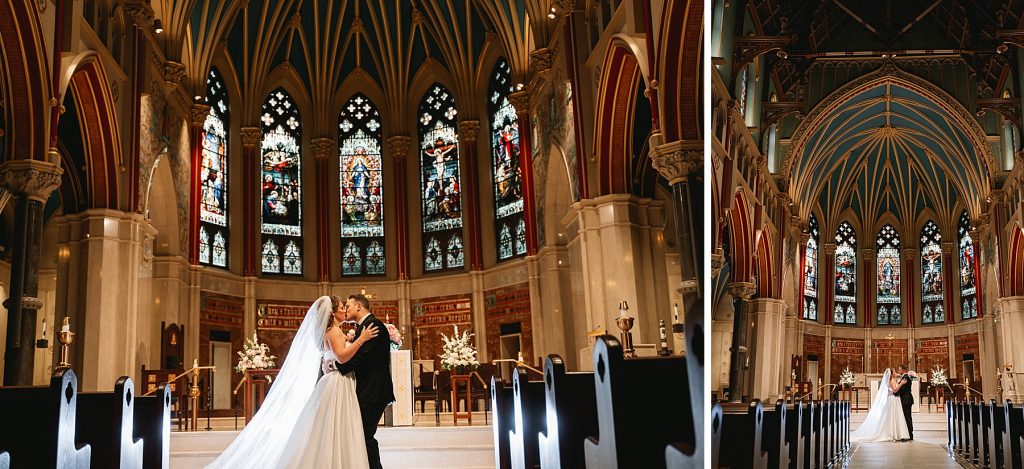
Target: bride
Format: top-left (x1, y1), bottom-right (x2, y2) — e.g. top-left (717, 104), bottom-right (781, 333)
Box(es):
top-left (207, 295), bottom-right (380, 468)
top-left (850, 368), bottom-right (911, 442)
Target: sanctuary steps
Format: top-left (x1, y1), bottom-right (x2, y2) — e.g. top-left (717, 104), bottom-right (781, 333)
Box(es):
top-left (850, 411), bottom-right (948, 445)
top-left (170, 424), bottom-right (494, 468)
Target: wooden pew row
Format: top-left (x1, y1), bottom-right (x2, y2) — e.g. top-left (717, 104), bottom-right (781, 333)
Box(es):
top-left (0, 369), bottom-right (91, 468)
top-left (582, 335), bottom-right (689, 469)
top-left (712, 399), bottom-right (850, 469)
top-left (0, 451), bottom-right (8, 469)
top-left (945, 399), bottom-right (1024, 469)
top-left (538, 356), bottom-right (597, 469)
top-left (491, 377), bottom-right (515, 469)
top-left (134, 383), bottom-right (172, 469)
top-left (717, 401), bottom-right (768, 469)
top-left (509, 368), bottom-right (546, 469)
top-left (1004, 401), bottom-right (1024, 469)
top-left (76, 376), bottom-right (145, 469)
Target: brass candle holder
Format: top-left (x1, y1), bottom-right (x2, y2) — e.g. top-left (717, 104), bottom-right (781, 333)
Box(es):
top-left (615, 301), bottom-right (636, 358)
top-left (53, 317), bottom-right (75, 375)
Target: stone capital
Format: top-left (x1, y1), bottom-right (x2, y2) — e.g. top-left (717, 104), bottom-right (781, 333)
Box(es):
top-left (189, 104), bottom-right (211, 127)
top-left (311, 137), bottom-right (335, 160)
top-left (821, 243), bottom-right (836, 256)
top-left (529, 48), bottom-right (553, 76)
top-left (164, 61), bottom-right (187, 86)
top-left (0, 159), bottom-right (63, 203)
top-left (942, 242), bottom-right (956, 255)
top-left (458, 120), bottom-right (481, 142)
top-left (711, 248), bottom-right (725, 278)
top-left (902, 248), bottom-right (919, 261)
top-left (240, 127), bottom-right (262, 148)
top-left (508, 91), bottom-right (531, 114)
top-left (799, 231), bottom-right (810, 244)
top-left (552, 0), bottom-right (576, 16)
top-left (680, 279), bottom-right (699, 295)
top-left (124, 6), bottom-right (154, 29)
top-left (651, 139), bottom-right (702, 184)
top-left (387, 135), bottom-right (413, 159)
top-left (861, 248), bottom-right (875, 260)
top-left (729, 281), bottom-right (757, 300)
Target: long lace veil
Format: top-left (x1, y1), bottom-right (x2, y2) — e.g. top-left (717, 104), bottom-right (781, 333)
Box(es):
top-left (851, 367), bottom-right (892, 440)
top-left (206, 296), bottom-right (333, 468)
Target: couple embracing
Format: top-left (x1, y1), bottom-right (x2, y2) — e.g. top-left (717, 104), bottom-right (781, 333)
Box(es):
top-left (208, 294), bottom-right (395, 468)
top-left (851, 364), bottom-right (916, 443)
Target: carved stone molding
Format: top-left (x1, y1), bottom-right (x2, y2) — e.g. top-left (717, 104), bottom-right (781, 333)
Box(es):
top-left (799, 231), bottom-right (810, 244)
top-left (733, 36), bottom-right (789, 77)
top-left (458, 120), bottom-right (481, 142)
top-left (821, 243), bottom-right (836, 256)
top-left (124, 6), bottom-right (154, 29)
top-left (240, 127), bottom-right (262, 148)
top-left (680, 279), bottom-right (699, 295)
top-left (0, 159), bottom-right (63, 203)
top-left (552, 0), bottom-right (576, 16)
top-left (387, 135), bottom-right (413, 159)
top-left (729, 281), bottom-right (757, 300)
top-left (189, 104), bottom-right (211, 127)
top-left (902, 248), bottom-right (919, 261)
top-left (311, 138), bottom-right (335, 160)
top-left (942, 242), bottom-right (956, 254)
top-left (164, 61), bottom-right (187, 86)
top-left (651, 139), bottom-right (702, 184)
top-left (530, 48), bottom-right (553, 76)
top-left (861, 248), bottom-right (875, 260)
top-left (508, 91), bottom-right (530, 114)
top-left (711, 249), bottom-right (725, 278)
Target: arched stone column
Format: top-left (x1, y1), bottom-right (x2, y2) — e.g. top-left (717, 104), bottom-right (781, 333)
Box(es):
top-left (750, 297), bottom-right (787, 400)
top-left (727, 281), bottom-right (756, 402)
top-left (0, 158), bottom-right (63, 385)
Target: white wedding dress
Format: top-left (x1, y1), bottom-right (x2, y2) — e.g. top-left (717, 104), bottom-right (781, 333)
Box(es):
top-left (207, 296), bottom-right (369, 468)
top-left (273, 342), bottom-right (369, 468)
top-left (851, 368), bottom-right (911, 443)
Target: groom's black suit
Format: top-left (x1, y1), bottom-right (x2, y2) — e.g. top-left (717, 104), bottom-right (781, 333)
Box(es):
top-left (337, 313), bottom-right (395, 469)
top-left (893, 373), bottom-right (914, 440)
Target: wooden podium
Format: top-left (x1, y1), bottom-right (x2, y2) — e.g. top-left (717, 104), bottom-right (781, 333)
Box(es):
top-left (451, 374), bottom-right (472, 425)
top-left (243, 369), bottom-right (280, 423)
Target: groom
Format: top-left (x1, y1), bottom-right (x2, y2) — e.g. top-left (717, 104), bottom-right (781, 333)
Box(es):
top-left (894, 364), bottom-right (915, 440)
top-left (337, 293), bottom-right (395, 469)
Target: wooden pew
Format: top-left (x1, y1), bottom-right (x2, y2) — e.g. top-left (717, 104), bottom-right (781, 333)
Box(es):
top-left (134, 382), bottom-right (172, 469)
top-left (984, 399), bottom-right (1003, 469)
top-left (819, 401), bottom-right (833, 467)
top-left (582, 335), bottom-right (688, 469)
top-left (1004, 401), bottom-right (1024, 469)
top-left (946, 401), bottom-right (954, 452)
top-left (759, 400), bottom-right (790, 469)
top-left (968, 401), bottom-right (982, 466)
top-left (0, 451), bottom-right (8, 469)
top-left (538, 355), bottom-right (597, 469)
top-left (711, 404), bottom-right (723, 469)
top-left (0, 369), bottom-right (91, 468)
top-left (509, 367), bottom-right (545, 469)
top-left (783, 402), bottom-right (805, 469)
top-left (808, 401), bottom-right (826, 469)
top-left (798, 401), bottom-right (818, 469)
top-left (717, 401), bottom-right (768, 469)
top-left (76, 376), bottom-right (145, 469)
top-left (491, 376), bottom-right (515, 469)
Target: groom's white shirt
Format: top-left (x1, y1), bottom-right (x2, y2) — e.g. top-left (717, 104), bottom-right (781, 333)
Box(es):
top-left (358, 314), bottom-right (371, 326)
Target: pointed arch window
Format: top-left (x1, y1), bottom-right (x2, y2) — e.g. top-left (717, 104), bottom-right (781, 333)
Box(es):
top-left (958, 211), bottom-right (978, 319)
top-left (260, 88), bottom-right (303, 275)
top-left (200, 68), bottom-right (229, 268)
top-left (419, 84), bottom-right (463, 272)
top-left (489, 59), bottom-right (526, 260)
top-left (834, 221), bottom-right (857, 325)
top-left (876, 224), bottom-right (901, 325)
top-left (803, 214), bottom-right (819, 320)
top-left (921, 220), bottom-right (944, 324)
top-left (339, 94), bottom-right (385, 276)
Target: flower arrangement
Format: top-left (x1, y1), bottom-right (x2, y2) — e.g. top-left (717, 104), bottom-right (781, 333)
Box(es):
top-left (839, 367), bottom-right (855, 387)
top-left (439, 324), bottom-right (480, 372)
top-left (385, 323), bottom-right (403, 350)
top-left (930, 366), bottom-right (948, 386)
top-left (235, 332), bottom-right (276, 373)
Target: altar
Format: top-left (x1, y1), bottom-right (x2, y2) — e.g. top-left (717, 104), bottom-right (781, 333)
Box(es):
top-left (865, 373), bottom-right (920, 412)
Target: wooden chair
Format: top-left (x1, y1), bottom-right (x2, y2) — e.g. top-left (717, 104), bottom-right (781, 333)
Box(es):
top-left (414, 371), bottom-right (436, 414)
top-left (434, 370), bottom-right (453, 426)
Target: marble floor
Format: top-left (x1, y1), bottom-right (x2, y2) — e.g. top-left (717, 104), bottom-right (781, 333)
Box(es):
top-left (849, 440), bottom-right (960, 468)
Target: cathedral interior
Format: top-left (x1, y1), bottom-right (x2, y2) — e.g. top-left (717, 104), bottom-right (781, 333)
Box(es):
top-left (712, 0), bottom-right (1024, 406)
top-left (0, 0), bottom-right (699, 438)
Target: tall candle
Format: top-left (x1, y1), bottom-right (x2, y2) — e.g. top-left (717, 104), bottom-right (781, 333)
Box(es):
top-left (42, 318), bottom-right (47, 337)
top-left (61, 319), bottom-right (70, 333)
top-left (193, 358), bottom-right (199, 369)
top-left (673, 303), bottom-right (680, 322)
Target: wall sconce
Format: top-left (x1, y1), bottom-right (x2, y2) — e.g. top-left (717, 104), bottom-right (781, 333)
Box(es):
top-left (154, 19), bottom-right (164, 34)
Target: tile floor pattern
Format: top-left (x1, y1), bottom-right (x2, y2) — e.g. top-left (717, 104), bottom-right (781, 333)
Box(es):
top-left (849, 440), bottom-right (961, 468)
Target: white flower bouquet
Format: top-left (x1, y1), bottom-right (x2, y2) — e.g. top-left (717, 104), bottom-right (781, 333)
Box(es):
top-left (930, 366), bottom-right (948, 386)
top-left (235, 332), bottom-right (277, 373)
top-left (839, 366), bottom-right (855, 387)
top-left (439, 324), bottom-right (480, 372)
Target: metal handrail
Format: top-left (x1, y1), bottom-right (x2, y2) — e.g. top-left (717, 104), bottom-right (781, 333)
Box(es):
top-left (796, 383), bottom-right (837, 401)
top-left (491, 358), bottom-right (543, 377)
top-left (140, 365), bottom-right (215, 397)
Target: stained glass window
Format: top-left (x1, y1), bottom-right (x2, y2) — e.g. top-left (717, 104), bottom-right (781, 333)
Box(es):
top-left (260, 88), bottom-right (302, 275)
top-left (489, 59), bottom-right (526, 260)
top-left (876, 224), bottom-right (901, 325)
top-left (339, 94), bottom-right (385, 276)
top-left (419, 84), bottom-right (463, 271)
top-left (921, 220), bottom-right (943, 323)
top-left (803, 215), bottom-right (819, 320)
top-left (958, 211), bottom-right (978, 319)
top-left (200, 68), bottom-right (229, 268)
top-left (834, 221), bottom-right (857, 324)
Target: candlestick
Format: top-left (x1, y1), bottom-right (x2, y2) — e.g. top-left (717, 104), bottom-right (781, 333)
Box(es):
top-left (673, 303), bottom-right (680, 322)
top-left (42, 318), bottom-right (47, 336)
top-left (193, 358), bottom-right (199, 370)
top-left (657, 319), bottom-right (671, 356)
top-left (618, 300), bottom-right (629, 318)
top-left (54, 317), bottom-right (75, 373)
top-left (61, 316), bottom-right (70, 333)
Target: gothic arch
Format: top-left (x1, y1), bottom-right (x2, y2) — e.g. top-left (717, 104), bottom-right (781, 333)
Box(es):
top-left (594, 40), bottom-right (643, 196)
top-left (728, 190), bottom-right (755, 284)
top-left (67, 57), bottom-right (122, 209)
top-left (1008, 226), bottom-right (1024, 296)
top-left (756, 227), bottom-right (776, 298)
top-left (0, 0), bottom-right (50, 162)
top-left (658, 0), bottom-right (703, 142)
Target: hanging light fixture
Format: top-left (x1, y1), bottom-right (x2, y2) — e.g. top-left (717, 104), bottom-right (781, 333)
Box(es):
top-left (154, 19), bottom-right (164, 34)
